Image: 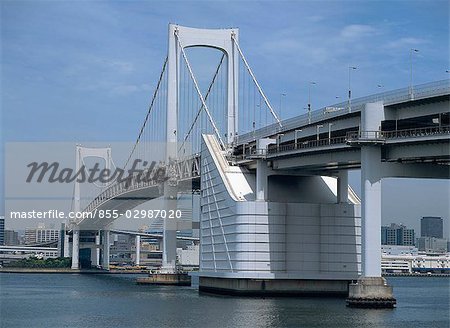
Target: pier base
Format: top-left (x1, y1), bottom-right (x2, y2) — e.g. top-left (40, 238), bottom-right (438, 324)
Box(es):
top-left (136, 273), bottom-right (191, 286)
top-left (346, 277), bottom-right (396, 308)
top-left (199, 277), bottom-right (350, 296)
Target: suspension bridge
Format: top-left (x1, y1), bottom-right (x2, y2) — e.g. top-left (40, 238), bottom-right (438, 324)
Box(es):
top-left (65, 24), bottom-right (450, 307)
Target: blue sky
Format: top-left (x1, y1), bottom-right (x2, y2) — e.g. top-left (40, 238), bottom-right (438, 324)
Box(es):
top-left (1, 1), bottom-right (449, 235)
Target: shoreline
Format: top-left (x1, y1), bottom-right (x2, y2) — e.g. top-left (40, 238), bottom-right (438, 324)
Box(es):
top-left (383, 272), bottom-right (450, 278)
top-left (1, 268), bottom-right (448, 277)
top-left (0, 268), bottom-right (150, 274)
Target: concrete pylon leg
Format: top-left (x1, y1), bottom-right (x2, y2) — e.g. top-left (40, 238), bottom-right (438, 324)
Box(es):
top-left (347, 145), bottom-right (395, 308)
top-left (135, 235), bottom-right (141, 266)
top-left (71, 229), bottom-right (80, 269)
top-left (347, 101), bottom-right (396, 308)
top-left (361, 146), bottom-right (382, 277)
top-left (337, 171), bottom-right (349, 203)
top-left (63, 230), bottom-right (70, 257)
top-left (162, 196), bottom-right (177, 273)
top-left (102, 230), bottom-right (110, 270)
top-left (95, 232), bottom-right (100, 267)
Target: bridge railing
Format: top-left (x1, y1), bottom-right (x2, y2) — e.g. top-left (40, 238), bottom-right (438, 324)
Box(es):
top-left (262, 125), bottom-right (450, 157)
top-left (382, 125), bottom-right (450, 139)
top-left (81, 156), bottom-right (201, 221)
top-left (237, 79), bottom-right (450, 145)
top-left (267, 136), bottom-right (348, 155)
top-left (346, 125), bottom-right (450, 143)
top-left (83, 170), bottom-right (163, 217)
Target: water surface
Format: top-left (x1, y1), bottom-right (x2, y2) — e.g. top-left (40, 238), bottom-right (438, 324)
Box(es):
top-left (1, 274), bottom-right (448, 328)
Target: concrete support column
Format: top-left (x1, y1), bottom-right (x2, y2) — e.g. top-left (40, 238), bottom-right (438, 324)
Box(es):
top-left (361, 146), bottom-right (382, 277)
top-left (102, 230), bottom-right (110, 270)
top-left (337, 171), bottom-right (349, 203)
top-left (135, 235), bottom-right (141, 266)
top-left (71, 228), bottom-right (79, 269)
top-left (63, 230), bottom-right (70, 257)
top-left (346, 101), bottom-right (395, 308)
top-left (162, 213), bottom-right (177, 272)
top-left (95, 232), bottom-right (100, 267)
top-left (256, 160), bottom-right (269, 201)
top-left (360, 101), bottom-right (384, 278)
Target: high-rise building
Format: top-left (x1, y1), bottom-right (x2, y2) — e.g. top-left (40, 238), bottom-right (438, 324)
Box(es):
top-left (4, 230), bottom-right (19, 245)
top-left (381, 223), bottom-right (415, 246)
top-left (421, 216), bottom-right (443, 238)
top-left (0, 216), bottom-right (4, 245)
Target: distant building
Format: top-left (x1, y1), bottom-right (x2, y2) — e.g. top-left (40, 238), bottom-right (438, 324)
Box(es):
top-left (416, 237), bottom-right (448, 254)
top-left (382, 253), bottom-right (450, 274)
top-left (0, 216), bottom-right (4, 245)
top-left (24, 224), bottom-right (59, 244)
top-left (110, 234), bottom-right (134, 263)
top-left (421, 216), bottom-right (443, 238)
top-left (381, 223), bottom-right (415, 246)
top-left (177, 245), bottom-right (199, 266)
top-left (4, 230), bottom-right (19, 245)
top-left (382, 245), bottom-right (418, 256)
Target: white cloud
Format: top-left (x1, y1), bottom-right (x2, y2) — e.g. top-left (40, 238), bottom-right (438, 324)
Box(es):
top-left (383, 37), bottom-right (429, 50)
top-left (102, 59), bottom-right (134, 74)
top-left (340, 24), bottom-right (378, 40)
top-left (110, 83), bottom-right (150, 96)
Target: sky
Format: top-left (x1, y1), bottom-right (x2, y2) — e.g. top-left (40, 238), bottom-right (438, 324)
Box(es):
top-left (1, 0), bottom-right (449, 236)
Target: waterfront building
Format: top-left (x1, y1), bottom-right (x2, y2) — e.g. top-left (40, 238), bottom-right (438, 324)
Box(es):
top-left (381, 245), bottom-right (418, 256)
top-left (416, 237), bottom-right (448, 254)
top-left (176, 244), bottom-right (199, 266)
top-left (381, 253), bottom-right (450, 274)
top-left (0, 216), bottom-right (4, 245)
top-left (24, 223), bottom-right (60, 244)
top-left (421, 216), bottom-right (444, 238)
top-left (110, 234), bottom-right (134, 264)
top-left (381, 223), bottom-right (415, 246)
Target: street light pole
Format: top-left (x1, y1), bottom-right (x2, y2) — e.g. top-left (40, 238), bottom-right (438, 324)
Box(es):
top-left (410, 48), bottom-right (419, 99)
top-left (308, 82), bottom-right (316, 124)
top-left (294, 129), bottom-right (302, 149)
top-left (348, 66), bottom-right (357, 113)
top-left (316, 124), bottom-right (323, 141)
top-left (328, 123), bottom-right (333, 144)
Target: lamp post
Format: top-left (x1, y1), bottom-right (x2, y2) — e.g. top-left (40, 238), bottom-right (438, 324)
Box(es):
top-left (316, 124), bottom-right (323, 141)
top-left (294, 129), bottom-right (302, 149)
top-left (348, 66), bottom-right (357, 113)
top-left (328, 123), bottom-right (333, 144)
top-left (409, 48), bottom-right (419, 99)
top-left (308, 81), bottom-right (316, 124)
top-left (377, 84), bottom-right (384, 101)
